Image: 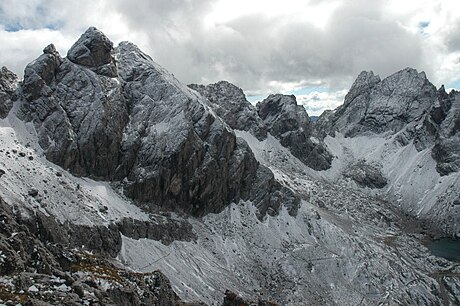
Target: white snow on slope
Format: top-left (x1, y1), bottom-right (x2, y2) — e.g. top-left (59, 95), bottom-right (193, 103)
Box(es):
top-left (117, 130), bottom-right (449, 305)
top-left (0, 114), bottom-right (149, 226)
top-left (0, 110), bottom-right (457, 305)
top-left (236, 129), bottom-right (460, 234)
top-left (322, 133), bottom-right (460, 229)
top-left (118, 194), bottom-right (444, 305)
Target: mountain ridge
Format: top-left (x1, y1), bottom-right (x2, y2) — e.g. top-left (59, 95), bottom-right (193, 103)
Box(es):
top-left (0, 27), bottom-right (459, 305)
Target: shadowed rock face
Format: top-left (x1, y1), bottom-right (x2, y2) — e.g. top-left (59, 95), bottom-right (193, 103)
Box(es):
top-left (19, 27), bottom-right (300, 218)
top-left (189, 81), bottom-right (268, 140)
top-left (0, 66), bottom-right (18, 118)
top-left (431, 89), bottom-right (460, 175)
top-left (67, 26), bottom-right (117, 77)
top-left (343, 160), bottom-right (387, 189)
top-left (257, 94), bottom-right (332, 171)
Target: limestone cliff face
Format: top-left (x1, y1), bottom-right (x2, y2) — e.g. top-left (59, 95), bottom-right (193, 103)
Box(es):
top-left (316, 68), bottom-right (437, 137)
top-left (431, 88), bottom-right (460, 175)
top-left (18, 27), bottom-right (299, 218)
top-left (189, 81), bottom-right (268, 140)
top-left (0, 66), bottom-right (18, 118)
top-left (190, 82), bottom-right (333, 171)
top-left (316, 68), bottom-right (459, 176)
top-left (257, 94), bottom-right (333, 170)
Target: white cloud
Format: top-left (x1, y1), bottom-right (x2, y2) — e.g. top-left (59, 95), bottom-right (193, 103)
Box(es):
top-left (0, 28), bottom-right (74, 77)
top-left (0, 0), bottom-right (459, 115)
top-left (296, 90), bottom-right (348, 116)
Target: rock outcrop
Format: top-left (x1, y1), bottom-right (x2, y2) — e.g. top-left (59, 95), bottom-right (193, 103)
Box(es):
top-left (431, 88), bottom-right (460, 175)
top-left (67, 26), bottom-right (118, 77)
top-left (343, 160), bottom-right (387, 189)
top-left (19, 27), bottom-right (300, 218)
top-left (189, 81), bottom-right (268, 140)
top-left (0, 196), bottom-right (183, 305)
top-left (0, 66), bottom-right (18, 118)
top-left (256, 94), bottom-right (332, 170)
top-left (316, 68), bottom-right (437, 137)
top-left (317, 68), bottom-right (460, 176)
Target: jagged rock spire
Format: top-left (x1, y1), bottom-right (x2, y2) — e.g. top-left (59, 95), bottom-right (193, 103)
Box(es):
top-left (67, 27), bottom-right (117, 77)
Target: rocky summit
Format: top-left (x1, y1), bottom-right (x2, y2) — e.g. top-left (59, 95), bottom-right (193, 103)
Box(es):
top-left (0, 27), bottom-right (459, 305)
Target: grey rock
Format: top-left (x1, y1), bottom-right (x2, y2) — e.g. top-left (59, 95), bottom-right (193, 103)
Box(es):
top-left (21, 49), bottom-right (129, 179)
top-left (116, 216), bottom-right (196, 245)
top-left (28, 189), bottom-right (39, 197)
top-left (22, 44), bottom-right (63, 104)
top-left (0, 196), bottom-right (187, 305)
top-left (317, 68), bottom-right (460, 176)
top-left (223, 289), bottom-right (275, 305)
top-left (67, 27), bottom-right (117, 77)
top-left (189, 81), bottom-right (268, 140)
top-left (343, 160), bottom-right (387, 189)
top-left (19, 29), bottom-right (300, 220)
top-left (429, 88), bottom-right (460, 175)
top-left (317, 68), bottom-right (437, 137)
top-left (21, 209), bottom-right (122, 257)
top-left (0, 198), bottom-right (60, 276)
top-left (257, 94), bottom-right (332, 170)
top-left (0, 66), bottom-right (18, 118)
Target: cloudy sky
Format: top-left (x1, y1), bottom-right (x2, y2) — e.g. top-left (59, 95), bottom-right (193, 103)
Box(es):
top-left (1, 0), bottom-right (459, 115)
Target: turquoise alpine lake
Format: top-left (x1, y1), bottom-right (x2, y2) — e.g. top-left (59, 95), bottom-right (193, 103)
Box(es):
top-left (427, 238), bottom-right (460, 262)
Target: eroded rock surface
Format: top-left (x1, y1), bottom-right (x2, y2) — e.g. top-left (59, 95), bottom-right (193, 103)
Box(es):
top-left (19, 27), bottom-right (300, 219)
top-left (0, 66), bottom-right (18, 118)
top-left (189, 81), bottom-right (268, 140)
top-left (317, 68), bottom-right (437, 137)
top-left (257, 94), bottom-right (332, 170)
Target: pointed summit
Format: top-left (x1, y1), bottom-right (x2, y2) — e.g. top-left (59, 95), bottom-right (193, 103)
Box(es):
top-left (67, 27), bottom-right (117, 77)
top-left (344, 70), bottom-right (380, 105)
top-left (316, 67), bottom-right (437, 137)
top-left (188, 80), bottom-right (268, 140)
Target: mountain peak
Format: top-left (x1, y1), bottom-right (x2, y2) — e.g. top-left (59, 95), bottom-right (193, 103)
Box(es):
top-left (344, 70), bottom-right (380, 105)
top-left (384, 67), bottom-right (428, 86)
top-left (317, 67), bottom-right (437, 137)
top-left (43, 43), bottom-right (60, 56)
top-left (67, 27), bottom-right (117, 77)
top-left (188, 80), bottom-right (268, 140)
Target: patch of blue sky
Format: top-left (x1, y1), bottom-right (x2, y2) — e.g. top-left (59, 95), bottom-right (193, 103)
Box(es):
top-left (44, 21), bottom-right (64, 31)
top-left (2, 21), bottom-right (63, 32)
top-left (418, 21), bottom-right (430, 36)
top-left (4, 23), bottom-right (23, 32)
top-left (290, 86), bottom-right (328, 96)
top-left (246, 95), bottom-right (266, 104)
top-left (419, 21), bottom-right (430, 29)
top-left (447, 79), bottom-right (460, 90)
